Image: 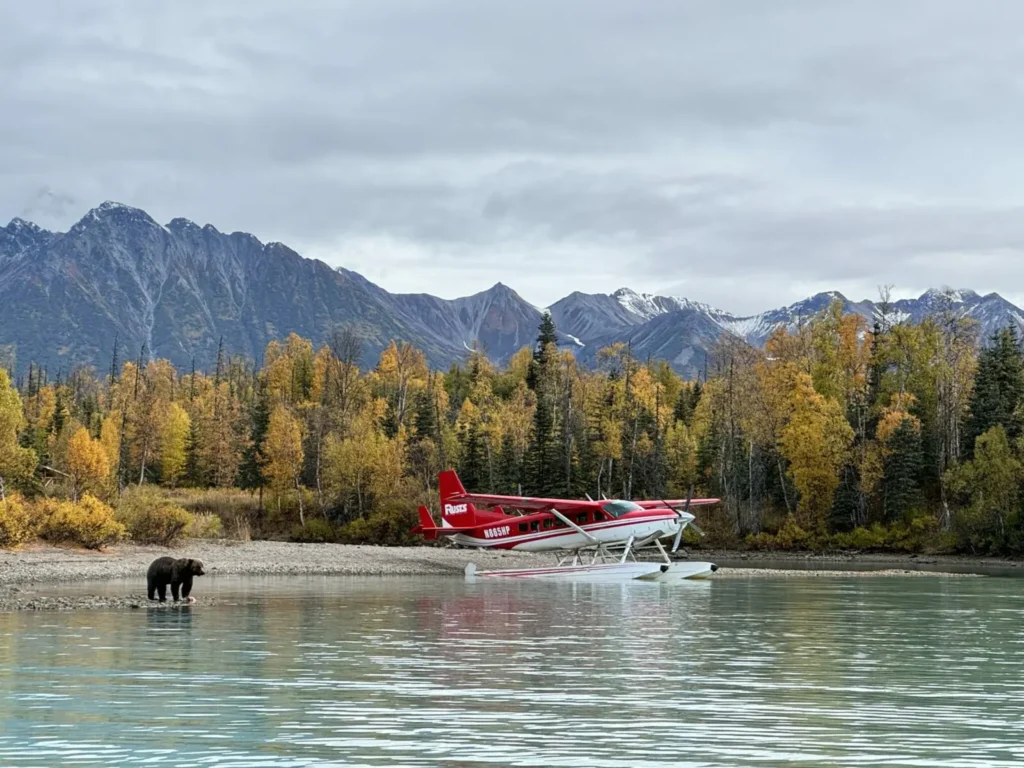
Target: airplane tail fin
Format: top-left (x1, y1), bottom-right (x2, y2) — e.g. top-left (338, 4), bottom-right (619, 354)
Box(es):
top-left (439, 469), bottom-right (479, 527)
top-left (413, 506), bottom-right (439, 540)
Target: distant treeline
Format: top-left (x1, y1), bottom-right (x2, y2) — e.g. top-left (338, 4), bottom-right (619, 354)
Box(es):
top-left (1, 300), bottom-right (1023, 553)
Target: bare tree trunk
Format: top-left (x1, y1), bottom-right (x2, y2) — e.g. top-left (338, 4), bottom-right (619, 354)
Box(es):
top-left (314, 410), bottom-right (326, 516)
top-left (138, 439), bottom-right (148, 488)
top-left (777, 457), bottom-right (792, 514)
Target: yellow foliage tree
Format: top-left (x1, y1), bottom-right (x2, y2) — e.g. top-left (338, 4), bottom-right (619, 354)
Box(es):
top-left (160, 402), bottom-right (191, 487)
top-left (779, 373), bottom-right (854, 531)
top-left (0, 370), bottom-right (37, 495)
top-left (264, 405), bottom-right (306, 523)
top-left (99, 412), bottom-right (122, 480)
top-left (66, 427), bottom-right (111, 501)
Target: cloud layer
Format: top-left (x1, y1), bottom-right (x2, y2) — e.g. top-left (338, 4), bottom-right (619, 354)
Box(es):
top-left (4, 0), bottom-right (1024, 313)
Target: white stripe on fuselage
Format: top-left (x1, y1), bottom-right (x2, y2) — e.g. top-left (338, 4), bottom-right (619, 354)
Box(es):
top-left (449, 513), bottom-right (691, 551)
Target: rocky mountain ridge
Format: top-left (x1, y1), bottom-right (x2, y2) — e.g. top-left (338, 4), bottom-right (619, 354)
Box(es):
top-left (2, 202), bottom-right (1021, 379)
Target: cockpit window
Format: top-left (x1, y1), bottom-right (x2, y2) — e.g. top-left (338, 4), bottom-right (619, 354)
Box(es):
top-left (601, 500), bottom-right (644, 517)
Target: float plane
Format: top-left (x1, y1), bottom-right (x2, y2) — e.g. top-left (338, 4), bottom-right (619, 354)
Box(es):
top-left (413, 470), bottom-right (720, 582)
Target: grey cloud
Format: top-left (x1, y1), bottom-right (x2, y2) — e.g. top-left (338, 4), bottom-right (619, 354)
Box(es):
top-left (4, 0), bottom-right (1024, 313)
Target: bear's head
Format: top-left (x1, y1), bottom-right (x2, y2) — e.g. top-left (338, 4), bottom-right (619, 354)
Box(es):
top-left (182, 558), bottom-right (205, 577)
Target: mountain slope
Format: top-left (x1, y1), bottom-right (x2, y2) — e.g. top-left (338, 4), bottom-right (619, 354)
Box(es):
top-left (577, 308), bottom-right (725, 379)
top-left (4, 202), bottom-right (1024, 379)
top-left (0, 203), bottom-right (547, 374)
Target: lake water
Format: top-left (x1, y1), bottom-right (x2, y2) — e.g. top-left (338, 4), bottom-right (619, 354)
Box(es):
top-left (1, 574), bottom-right (1023, 767)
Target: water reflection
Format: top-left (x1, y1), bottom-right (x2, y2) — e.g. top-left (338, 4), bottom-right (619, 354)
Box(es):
top-left (1, 576), bottom-right (1023, 766)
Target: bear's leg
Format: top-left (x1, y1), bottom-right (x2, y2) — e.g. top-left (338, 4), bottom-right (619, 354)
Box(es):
top-left (148, 575), bottom-right (156, 601)
top-left (171, 580), bottom-right (181, 602)
top-left (157, 583), bottom-right (167, 602)
top-left (181, 577), bottom-right (195, 603)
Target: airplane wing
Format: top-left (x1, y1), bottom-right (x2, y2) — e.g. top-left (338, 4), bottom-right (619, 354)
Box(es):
top-left (449, 493), bottom-right (598, 513)
top-left (633, 499), bottom-right (720, 508)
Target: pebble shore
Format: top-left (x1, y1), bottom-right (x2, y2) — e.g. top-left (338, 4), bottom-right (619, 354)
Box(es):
top-left (0, 541), bottom-right (983, 611)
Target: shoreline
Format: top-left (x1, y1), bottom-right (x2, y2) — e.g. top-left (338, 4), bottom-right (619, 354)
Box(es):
top-left (0, 542), bottom-right (1001, 612)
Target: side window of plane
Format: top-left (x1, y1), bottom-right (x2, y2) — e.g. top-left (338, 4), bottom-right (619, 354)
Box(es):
top-left (543, 518), bottom-right (553, 529)
top-left (530, 520), bottom-right (540, 532)
top-left (577, 513), bottom-right (588, 524)
top-left (518, 523), bottom-right (528, 533)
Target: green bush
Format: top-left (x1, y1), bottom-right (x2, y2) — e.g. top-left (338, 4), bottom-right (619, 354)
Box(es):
top-left (746, 515), bottom-right (811, 551)
top-left (830, 524), bottom-right (889, 551)
top-left (748, 514), bottom-right (945, 554)
top-left (337, 503), bottom-right (419, 546)
top-left (0, 493), bottom-right (37, 548)
top-left (170, 487), bottom-right (258, 539)
top-left (115, 487), bottom-right (195, 545)
top-left (885, 516), bottom-right (938, 553)
top-left (38, 495), bottom-right (126, 550)
top-left (289, 518), bottom-right (338, 543)
top-left (184, 512), bottom-right (223, 540)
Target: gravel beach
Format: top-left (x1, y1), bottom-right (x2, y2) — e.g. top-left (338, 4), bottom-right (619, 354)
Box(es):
top-left (0, 541), bottom-right (988, 611)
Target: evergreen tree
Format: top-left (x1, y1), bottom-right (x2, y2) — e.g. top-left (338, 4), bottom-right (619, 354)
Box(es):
top-left (183, 417), bottom-right (203, 488)
top-left (526, 314), bottom-right (559, 495)
top-left (238, 378), bottom-right (271, 507)
top-left (883, 418), bottom-right (923, 522)
top-left (49, 388), bottom-right (68, 437)
top-left (495, 431), bottom-right (522, 495)
top-left (444, 363), bottom-right (470, 421)
top-left (413, 387), bottom-right (437, 441)
top-left (829, 464), bottom-right (862, 532)
top-left (673, 386), bottom-right (694, 427)
top-left (966, 326), bottom-right (1024, 454)
top-left (459, 421), bottom-right (487, 492)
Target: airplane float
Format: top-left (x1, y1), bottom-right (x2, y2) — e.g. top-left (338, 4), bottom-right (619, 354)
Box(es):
top-left (413, 470), bottom-right (720, 583)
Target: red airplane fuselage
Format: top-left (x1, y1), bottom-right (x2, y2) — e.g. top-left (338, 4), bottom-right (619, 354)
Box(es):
top-left (413, 470), bottom-right (718, 552)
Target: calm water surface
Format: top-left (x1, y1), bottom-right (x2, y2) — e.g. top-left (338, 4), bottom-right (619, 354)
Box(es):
top-left (1, 575), bottom-right (1023, 767)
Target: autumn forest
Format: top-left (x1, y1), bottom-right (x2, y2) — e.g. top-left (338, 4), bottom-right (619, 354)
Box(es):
top-left (2, 297), bottom-right (1024, 554)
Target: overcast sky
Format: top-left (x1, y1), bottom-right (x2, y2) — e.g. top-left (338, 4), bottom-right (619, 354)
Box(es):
top-left (4, 1), bottom-right (1024, 314)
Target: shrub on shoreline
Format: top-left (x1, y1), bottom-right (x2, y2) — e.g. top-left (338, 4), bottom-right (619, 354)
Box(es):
top-left (115, 487), bottom-right (197, 545)
top-left (0, 493), bottom-right (37, 548)
top-left (36, 495), bottom-right (126, 550)
top-left (289, 518), bottom-right (338, 543)
top-left (746, 514), bottom-right (949, 554)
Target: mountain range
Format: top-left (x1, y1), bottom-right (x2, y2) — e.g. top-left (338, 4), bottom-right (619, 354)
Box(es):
top-left (2, 202), bottom-right (1022, 379)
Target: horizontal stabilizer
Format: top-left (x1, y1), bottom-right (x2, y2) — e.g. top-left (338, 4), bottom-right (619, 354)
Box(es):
top-left (411, 505), bottom-right (477, 540)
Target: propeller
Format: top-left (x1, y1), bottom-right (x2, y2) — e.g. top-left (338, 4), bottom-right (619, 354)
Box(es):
top-left (669, 485), bottom-right (694, 554)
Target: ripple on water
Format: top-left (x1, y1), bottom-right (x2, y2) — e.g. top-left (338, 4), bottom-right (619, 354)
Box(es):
top-left (1, 576), bottom-right (1024, 766)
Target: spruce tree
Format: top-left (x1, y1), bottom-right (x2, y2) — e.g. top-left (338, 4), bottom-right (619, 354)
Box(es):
top-left (238, 379), bottom-right (271, 506)
top-left (829, 464), bottom-right (862, 532)
top-left (460, 422), bottom-right (487, 492)
top-left (413, 388), bottom-right (437, 441)
top-left (966, 326), bottom-right (1024, 454)
top-left (689, 380), bottom-right (703, 417)
top-left (184, 418), bottom-right (202, 488)
top-left (525, 314), bottom-right (559, 495)
top-left (673, 386), bottom-right (694, 426)
top-left (883, 419), bottom-right (923, 522)
top-left (50, 389), bottom-right (68, 437)
top-left (495, 431), bottom-right (522, 494)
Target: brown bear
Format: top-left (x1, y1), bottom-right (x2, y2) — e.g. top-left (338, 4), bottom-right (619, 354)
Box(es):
top-left (147, 557), bottom-right (205, 603)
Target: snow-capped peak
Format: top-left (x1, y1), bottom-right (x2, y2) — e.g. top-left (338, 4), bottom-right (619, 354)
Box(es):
top-left (613, 287), bottom-right (664, 320)
top-left (5, 217), bottom-right (40, 233)
top-left (613, 287), bottom-right (730, 321)
top-left (921, 287), bottom-right (977, 304)
top-left (96, 200), bottom-right (140, 213)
